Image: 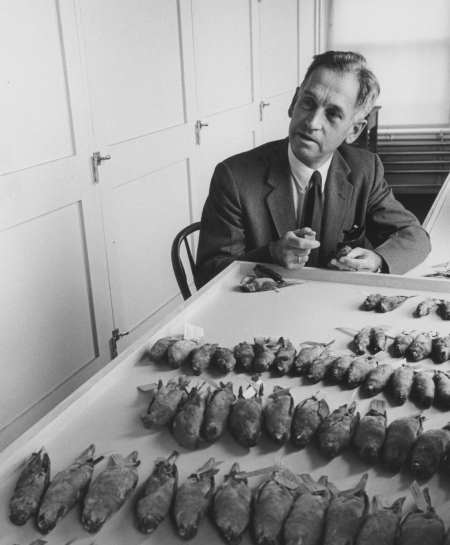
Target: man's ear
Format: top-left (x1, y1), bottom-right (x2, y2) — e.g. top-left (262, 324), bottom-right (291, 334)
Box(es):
top-left (288, 87), bottom-right (301, 118)
top-left (345, 119), bottom-right (367, 144)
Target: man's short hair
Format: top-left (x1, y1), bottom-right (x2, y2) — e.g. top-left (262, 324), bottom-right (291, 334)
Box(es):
top-left (303, 51), bottom-right (380, 119)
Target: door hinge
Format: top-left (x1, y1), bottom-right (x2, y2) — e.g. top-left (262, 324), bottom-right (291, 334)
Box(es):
top-left (195, 120), bottom-right (209, 145)
top-left (111, 328), bottom-right (129, 358)
top-left (92, 151), bottom-right (111, 183)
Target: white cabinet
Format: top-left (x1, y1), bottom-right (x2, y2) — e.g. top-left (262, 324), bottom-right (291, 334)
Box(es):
top-left (0, 0), bottom-right (113, 448)
top-left (0, 0), bottom-right (315, 449)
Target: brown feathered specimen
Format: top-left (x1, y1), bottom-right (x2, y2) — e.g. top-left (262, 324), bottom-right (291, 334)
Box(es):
top-left (173, 458), bottom-right (221, 540)
top-left (212, 463), bottom-right (252, 545)
top-left (82, 451), bottom-right (140, 534)
top-left (140, 376), bottom-right (190, 430)
top-left (291, 394), bottom-right (330, 449)
top-left (263, 386), bottom-right (294, 444)
top-left (136, 451), bottom-right (178, 535)
top-left (391, 365), bottom-right (415, 405)
top-left (317, 402), bottom-right (360, 459)
top-left (172, 385), bottom-right (207, 450)
top-left (355, 495), bottom-right (405, 545)
top-left (38, 445), bottom-right (98, 534)
top-left (284, 475), bottom-right (331, 545)
top-left (233, 341), bottom-right (255, 372)
top-left (382, 413), bottom-right (424, 473)
top-left (10, 447), bottom-right (50, 526)
top-left (396, 485), bottom-right (445, 545)
top-left (410, 423), bottom-right (450, 479)
top-left (353, 399), bottom-right (387, 463)
top-left (323, 474), bottom-right (369, 545)
top-left (203, 382), bottom-right (235, 443)
top-left (229, 385), bottom-right (263, 448)
top-left (252, 471), bottom-right (294, 545)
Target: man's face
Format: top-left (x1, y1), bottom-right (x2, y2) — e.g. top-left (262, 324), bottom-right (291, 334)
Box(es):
top-left (288, 67), bottom-right (366, 169)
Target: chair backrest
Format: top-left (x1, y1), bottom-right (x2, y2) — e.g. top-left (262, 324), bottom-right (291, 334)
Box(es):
top-left (171, 222), bottom-right (201, 300)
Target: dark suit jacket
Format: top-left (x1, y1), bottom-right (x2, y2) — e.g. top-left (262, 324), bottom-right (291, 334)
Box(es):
top-left (195, 138), bottom-right (431, 288)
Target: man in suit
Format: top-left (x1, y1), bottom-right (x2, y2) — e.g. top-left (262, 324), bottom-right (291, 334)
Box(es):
top-left (195, 51), bottom-right (431, 288)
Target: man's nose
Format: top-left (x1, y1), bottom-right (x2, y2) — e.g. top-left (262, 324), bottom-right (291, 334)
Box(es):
top-left (305, 109), bottom-right (323, 130)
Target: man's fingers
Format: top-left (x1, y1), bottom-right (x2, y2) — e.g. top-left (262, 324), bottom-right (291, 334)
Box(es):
top-left (286, 253), bottom-right (309, 269)
top-left (338, 256), bottom-right (368, 270)
top-left (330, 258), bottom-right (357, 271)
top-left (286, 233), bottom-right (320, 250)
top-left (344, 247), bottom-right (365, 259)
top-left (293, 227), bottom-right (316, 238)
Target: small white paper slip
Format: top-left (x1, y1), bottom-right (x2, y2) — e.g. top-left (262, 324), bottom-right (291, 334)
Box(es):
top-left (275, 468), bottom-right (303, 490)
top-left (234, 465), bottom-right (280, 480)
top-left (137, 383), bottom-right (159, 392)
top-left (254, 335), bottom-right (281, 346)
top-left (184, 322), bottom-right (204, 343)
top-left (410, 481), bottom-right (429, 512)
top-left (243, 386), bottom-right (258, 399)
top-left (201, 377), bottom-right (221, 390)
top-left (329, 348), bottom-right (354, 357)
top-left (304, 233), bottom-right (316, 241)
top-left (242, 375), bottom-right (264, 394)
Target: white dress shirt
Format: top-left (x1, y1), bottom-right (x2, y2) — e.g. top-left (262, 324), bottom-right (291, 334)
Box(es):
top-left (288, 144), bottom-right (333, 227)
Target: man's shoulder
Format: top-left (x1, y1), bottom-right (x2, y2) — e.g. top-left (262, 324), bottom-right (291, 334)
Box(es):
top-left (337, 143), bottom-right (378, 170)
top-left (222, 138), bottom-right (287, 170)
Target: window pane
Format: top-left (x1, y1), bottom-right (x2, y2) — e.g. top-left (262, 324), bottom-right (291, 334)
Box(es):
top-left (325, 0), bottom-right (450, 127)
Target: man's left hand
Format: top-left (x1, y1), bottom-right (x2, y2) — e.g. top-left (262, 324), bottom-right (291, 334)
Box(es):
top-left (328, 247), bottom-right (382, 273)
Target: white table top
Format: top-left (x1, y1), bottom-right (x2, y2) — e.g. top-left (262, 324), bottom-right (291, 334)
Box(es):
top-left (2, 264), bottom-right (450, 544)
top-left (407, 173), bottom-right (450, 278)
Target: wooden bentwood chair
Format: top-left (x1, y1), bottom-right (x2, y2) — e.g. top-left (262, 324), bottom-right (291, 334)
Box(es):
top-left (171, 222), bottom-right (201, 300)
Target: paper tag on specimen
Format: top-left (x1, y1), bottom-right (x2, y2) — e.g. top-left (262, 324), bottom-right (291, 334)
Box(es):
top-left (184, 323), bottom-right (204, 342)
top-left (243, 386), bottom-right (257, 399)
top-left (137, 383), bottom-right (159, 392)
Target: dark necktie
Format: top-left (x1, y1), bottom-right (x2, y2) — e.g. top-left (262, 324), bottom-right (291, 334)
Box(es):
top-left (303, 170), bottom-right (323, 266)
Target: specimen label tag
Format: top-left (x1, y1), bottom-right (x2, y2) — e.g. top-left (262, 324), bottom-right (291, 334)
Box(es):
top-left (275, 468), bottom-right (303, 489)
top-left (410, 481), bottom-right (428, 511)
top-left (243, 387), bottom-right (257, 399)
top-left (201, 377), bottom-right (221, 390)
top-left (184, 323), bottom-right (204, 342)
top-left (254, 335), bottom-right (281, 346)
top-left (234, 465), bottom-right (280, 479)
top-left (137, 383), bottom-right (158, 393)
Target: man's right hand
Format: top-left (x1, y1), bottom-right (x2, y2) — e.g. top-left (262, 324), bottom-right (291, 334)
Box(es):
top-left (269, 228), bottom-right (321, 269)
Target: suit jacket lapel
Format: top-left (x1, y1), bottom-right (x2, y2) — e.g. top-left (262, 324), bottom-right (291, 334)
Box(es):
top-left (320, 149), bottom-right (353, 263)
top-left (266, 139), bottom-right (297, 237)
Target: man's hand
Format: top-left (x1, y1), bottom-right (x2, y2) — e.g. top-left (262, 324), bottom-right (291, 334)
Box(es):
top-left (328, 247), bottom-right (382, 272)
top-left (269, 228), bottom-right (321, 269)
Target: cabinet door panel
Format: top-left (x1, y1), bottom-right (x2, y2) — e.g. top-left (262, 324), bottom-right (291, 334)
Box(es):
top-left (80, 0), bottom-right (199, 351)
top-left (259, 0), bottom-right (300, 143)
top-left (193, 0), bottom-right (253, 115)
top-left (193, 0), bottom-right (261, 208)
top-left (0, 0), bottom-right (113, 449)
top-left (113, 161), bottom-right (191, 330)
top-left (0, 0), bottom-right (74, 175)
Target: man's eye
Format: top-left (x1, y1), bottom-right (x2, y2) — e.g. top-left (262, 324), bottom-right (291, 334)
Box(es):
top-left (302, 98), bottom-right (314, 108)
top-left (328, 111), bottom-right (341, 120)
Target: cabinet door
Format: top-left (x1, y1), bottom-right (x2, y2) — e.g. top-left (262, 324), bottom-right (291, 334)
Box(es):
top-left (259, 0), bottom-right (301, 143)
top-left (192, 0), bottom-right (262, 208)
top-left (0, 0), bottom-right (113, 448)
top-left (78, 0), bottom-right (199, 353)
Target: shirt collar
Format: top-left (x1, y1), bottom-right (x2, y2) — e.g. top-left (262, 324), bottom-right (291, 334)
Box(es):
top-left (288, 144), bottom-right (333, 191)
